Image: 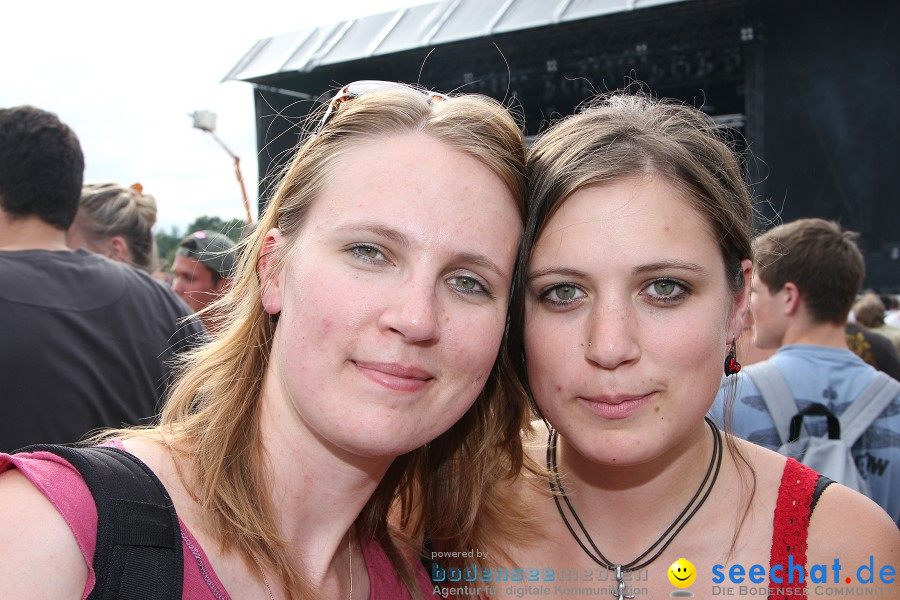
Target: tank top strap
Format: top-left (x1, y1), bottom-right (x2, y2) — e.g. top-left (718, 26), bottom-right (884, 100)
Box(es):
top-left (768, 457), bottom-right (819, 600)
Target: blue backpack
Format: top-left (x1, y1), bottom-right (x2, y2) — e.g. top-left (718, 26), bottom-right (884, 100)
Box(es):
top-left (744, 362), bottom-right (899, 497)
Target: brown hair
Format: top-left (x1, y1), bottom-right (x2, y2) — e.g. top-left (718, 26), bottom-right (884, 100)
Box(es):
top-left (76, 183), bottom-right (158, 272)
top-left (754, 218), bottom-right (864, 325)
top-left (510, 90), bottom-right (757, 552)
top-left (105, 86), bottom-right (531, 599)
top-left (510, 91), bottom-right (752, 387)
top-left (854, 293), bottom-right (886, 328)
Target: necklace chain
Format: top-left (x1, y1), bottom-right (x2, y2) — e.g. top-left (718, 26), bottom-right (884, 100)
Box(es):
top-left (255, 528), bottom-right (353, 600)
top-left (547, 417), bottom-right (722, 575)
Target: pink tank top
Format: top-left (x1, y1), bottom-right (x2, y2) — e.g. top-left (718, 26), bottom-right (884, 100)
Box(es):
top-left (0, 443), bottom-right (435, 599)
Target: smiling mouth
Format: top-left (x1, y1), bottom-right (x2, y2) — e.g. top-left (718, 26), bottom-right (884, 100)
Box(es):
top-left (353, 360), bottom-right (434, 393)
top-left (672, 573), bottom-right (691, 581)
top-left (580, 392), bottom-right (655, 419)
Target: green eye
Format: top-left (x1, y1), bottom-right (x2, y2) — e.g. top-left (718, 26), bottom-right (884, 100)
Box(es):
top-left (652, 280), bottom-right (676, 296)
top-left (357, 246), bottom-right (379, 259)
top-left (450, 276), bottom-right (486, 295)
top-left (556, 285), bottom-right (578, 301)
top-left (455, 276), bottom-right (477, 290)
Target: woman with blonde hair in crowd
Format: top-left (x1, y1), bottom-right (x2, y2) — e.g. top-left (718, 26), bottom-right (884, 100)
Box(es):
top-left (67, 181), bottom-right (159, 273)
top-left (463, 92), bottom-right (898, 599)
top-left (0, 82), bottom-right (534, 599)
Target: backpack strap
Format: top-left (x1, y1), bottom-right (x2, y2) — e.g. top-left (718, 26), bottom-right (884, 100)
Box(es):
top-left (14, 445), bottom-right (183, 600)
top-left (743, 361), bottom-right (808, 444)
top-left (840, 373), bottom-right (900, 447)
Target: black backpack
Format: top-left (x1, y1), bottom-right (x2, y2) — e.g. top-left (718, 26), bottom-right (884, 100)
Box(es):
top-left (14, 445), bottom-right (183, 600)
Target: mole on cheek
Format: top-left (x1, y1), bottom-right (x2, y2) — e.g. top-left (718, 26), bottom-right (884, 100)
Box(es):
top-left (654, 405), bottom-right (660, 412)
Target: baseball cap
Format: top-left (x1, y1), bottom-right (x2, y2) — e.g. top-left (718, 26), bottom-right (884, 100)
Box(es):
top-left (176, 230), bottom-right (236, 278)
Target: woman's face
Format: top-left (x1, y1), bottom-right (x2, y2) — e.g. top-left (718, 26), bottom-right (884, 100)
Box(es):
top-left (524, 175), bottom-right (748, 466)
top-left (260, 132), bottom-right (521, 458)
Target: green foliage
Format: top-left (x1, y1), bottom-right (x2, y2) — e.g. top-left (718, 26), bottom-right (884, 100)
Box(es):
top-left (155, 216), bottom-right (247, 271)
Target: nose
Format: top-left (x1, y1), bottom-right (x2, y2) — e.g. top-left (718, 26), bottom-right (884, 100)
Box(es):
top-left (584, 299), bottom-right (640, 369)
top-left (377, 277), bottom-right (441, 343)
top-left (172, 277), bottom-right (186, 295)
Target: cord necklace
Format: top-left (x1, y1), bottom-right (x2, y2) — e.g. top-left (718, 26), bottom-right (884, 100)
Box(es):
top-left (546, 417), bottom-right (722, 600)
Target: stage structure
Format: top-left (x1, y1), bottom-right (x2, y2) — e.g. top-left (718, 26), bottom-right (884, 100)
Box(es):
top-left (225, 0), bottom-right (900, 290)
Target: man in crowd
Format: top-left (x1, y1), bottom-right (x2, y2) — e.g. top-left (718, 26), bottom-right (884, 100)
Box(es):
top-left (172, 229), bottom-right (235, 333)
top-left (0, 105), bottom-right (204, 451)
top-left (712, 218), bottom-right (900, 523)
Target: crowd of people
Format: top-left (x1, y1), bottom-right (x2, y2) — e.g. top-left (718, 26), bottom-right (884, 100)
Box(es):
top-left (0, 85), bottom-right (897, 600)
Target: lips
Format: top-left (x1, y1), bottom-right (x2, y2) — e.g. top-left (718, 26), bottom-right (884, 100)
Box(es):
top-left (579, 392), bottom-right (655, 419)
top-left (353, 360), bottom-right (434, 393)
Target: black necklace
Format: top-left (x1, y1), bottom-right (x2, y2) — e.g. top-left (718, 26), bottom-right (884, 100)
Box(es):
top-left (546, 417), bottom-right (723, 600)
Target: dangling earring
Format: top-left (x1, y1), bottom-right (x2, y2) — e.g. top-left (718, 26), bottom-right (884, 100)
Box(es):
top-left (724, 338), bottom-right (741, 376)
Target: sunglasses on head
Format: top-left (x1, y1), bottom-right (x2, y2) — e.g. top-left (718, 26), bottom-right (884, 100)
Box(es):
top-left (316, 80), bottom-right (447, 134)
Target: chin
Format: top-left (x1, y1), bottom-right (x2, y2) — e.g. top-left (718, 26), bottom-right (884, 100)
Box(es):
top-left (339, 424), bottom-right (438, 460)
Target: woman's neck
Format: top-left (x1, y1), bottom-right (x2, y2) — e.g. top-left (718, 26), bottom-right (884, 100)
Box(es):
top-left (257, 371), bottom-right (392, 585)
top-left (553, 419), bottom-right (715, 564)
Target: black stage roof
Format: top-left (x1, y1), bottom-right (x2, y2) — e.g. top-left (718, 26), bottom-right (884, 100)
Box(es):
top-left (226, 0), bottom-right (900, 290)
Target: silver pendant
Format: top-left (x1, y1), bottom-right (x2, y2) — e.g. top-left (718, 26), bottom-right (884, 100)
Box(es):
top-left (613, 565), bottom-right (635, 600)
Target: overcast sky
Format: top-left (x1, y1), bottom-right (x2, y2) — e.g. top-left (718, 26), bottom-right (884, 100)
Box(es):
top-left (1, 0), bottom-right (434, 233)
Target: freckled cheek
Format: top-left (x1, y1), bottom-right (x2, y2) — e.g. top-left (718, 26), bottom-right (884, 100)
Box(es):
top-left (523, 320), bottom-right (570, 398)
top-left (447, 316), bottom-right (505, 388)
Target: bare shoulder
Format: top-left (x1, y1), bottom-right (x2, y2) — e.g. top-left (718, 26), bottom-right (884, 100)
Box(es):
top-left (808, 483), bottom-right (900, 562)
top-left (0, 468), bottom-right (88, 598)
top-left (729, 436), bottom-right (789, 490)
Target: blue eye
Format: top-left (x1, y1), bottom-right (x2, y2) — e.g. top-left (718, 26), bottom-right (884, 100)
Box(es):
top-left (540, 283), bottom-right (586, 306)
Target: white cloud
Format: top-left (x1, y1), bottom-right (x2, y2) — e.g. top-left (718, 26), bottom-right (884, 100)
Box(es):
top-left (1, 0), bottom-right (434, 232)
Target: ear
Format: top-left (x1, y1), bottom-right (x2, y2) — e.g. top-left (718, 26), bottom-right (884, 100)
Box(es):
top-left (258, 228), bottom-right (284, 315)
top-left (728, 259), bottom-right (753, 342)
top-left (106, 236), bottom-right (130, 262)
top-left (782, 282), bottom-right (802, 316)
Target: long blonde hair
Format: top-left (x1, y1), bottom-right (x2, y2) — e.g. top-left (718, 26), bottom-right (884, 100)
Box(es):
top-left (110, 86), bottom-right (533, 598)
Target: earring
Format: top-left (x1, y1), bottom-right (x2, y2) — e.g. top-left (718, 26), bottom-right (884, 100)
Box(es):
top-left (724, 339), bottom-right (741, 376)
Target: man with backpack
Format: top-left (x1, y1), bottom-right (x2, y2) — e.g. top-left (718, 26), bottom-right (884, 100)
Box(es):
top-left (711, 218), bottom-right (900, 525)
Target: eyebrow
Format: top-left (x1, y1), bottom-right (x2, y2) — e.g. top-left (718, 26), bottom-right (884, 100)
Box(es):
top-left (527, 267), bottom-right (587, 283)
top-left (632, 260), bottom-right (709, 276)
top-left (336, 221), bottom-right (508, 278)
top-left (528, 260), bottom-right (708, 282)
top-left (454, 252), bottom-right (507, 279)
top-left (336, 222), bottom-right (411, 247)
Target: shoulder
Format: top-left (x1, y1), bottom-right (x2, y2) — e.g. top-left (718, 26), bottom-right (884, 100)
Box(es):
top-left (117, 265), bottom-right (206, 335)
top-left (0, 466), bottom-right (89, 598)
top-left (807, 482), bottom-right (900, 565)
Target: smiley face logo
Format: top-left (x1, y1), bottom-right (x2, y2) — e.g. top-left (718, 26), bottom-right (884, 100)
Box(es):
top-left (668, 558), bottom-right (696, 588)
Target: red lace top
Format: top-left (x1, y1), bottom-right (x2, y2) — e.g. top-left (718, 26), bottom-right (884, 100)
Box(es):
top-left (768, 458), bottom-right (821, 600)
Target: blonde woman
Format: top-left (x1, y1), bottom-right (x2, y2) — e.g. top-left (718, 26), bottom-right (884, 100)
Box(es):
top-left (0, 82), bottom-right (532, 599)
top-left (68, 182), bottom-right (159, 273)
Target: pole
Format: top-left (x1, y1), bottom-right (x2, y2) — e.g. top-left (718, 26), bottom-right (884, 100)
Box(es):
top-left (209, 131), bottom-right (253, 224)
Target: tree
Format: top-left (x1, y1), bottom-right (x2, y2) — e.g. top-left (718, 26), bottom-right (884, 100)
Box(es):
top-left (155, 216), bottom-right (247, 271)
top-left (184, 216), bottom-right (245, 242)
